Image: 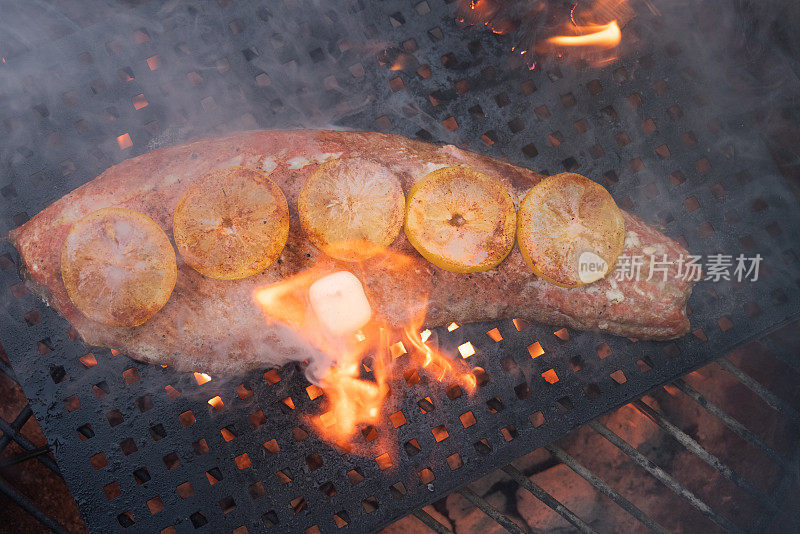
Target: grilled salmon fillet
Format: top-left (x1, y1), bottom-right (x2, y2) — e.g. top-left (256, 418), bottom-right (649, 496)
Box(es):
top-left (8, 130), bottom-right (693, 374)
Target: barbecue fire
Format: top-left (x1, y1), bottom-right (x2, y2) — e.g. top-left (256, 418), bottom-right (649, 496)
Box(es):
top-left (459, 0), bottom-right (633, 68)
top-left (253, 248), bottom-right (478, 449)
top-left (548, 21), bottom-right (621, 48)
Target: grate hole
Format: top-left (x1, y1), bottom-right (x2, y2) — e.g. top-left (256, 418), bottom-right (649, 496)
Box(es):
top-left (163, 452), bottom-right (180, 470)
top-left (390, 481), bottom-right (407, 498)
top-left (447, 452), bottom-right (464, 470)
top-left (264, 369), bottom-right (281, 384)
top-left (290, 497), bottom-right (306, 513)
top-left (419, 468), bottom-right (435, 484)
top-left (261, 510), bottom-right (279, 528)
top-left (557, 397), bottom-right (574, 413)
top-left (78, 353), bottom-right (97, 368)
top-left (390, 411), bottom-right (406, 428)
top-left (501, 424), bottom-right (518, 442)
top-left (514, 383), bottom-right (531, 399)
top-left (446, 384), bottom-right (463, 400)
top-left (207, 396), bottom-right (224, 410)
top-left (63, 395), bottom-right (80, 412)
top-left (474, 367), bottom-right (490, 387)
top-left (348, 469), bottom-right (365, 485)
top-left (149, 423), bottom-right (165, 441)
top-left (362, 496), bottom-right (379, 513)
top-left (221, 426), bottom-right (236, 442)
top-left (542, 369), bottom-right (559, 384)
top-left (49, 365), bottom-right (65, 383)
top-left (249, 410), bottom-right (266, 428)
top-left (93, 381), bottom-right (110, 398)
top-left (136, 395), bottom-right (153, 412)
top-left (117, 511), bottom-right (134, 528)
top-left (432, 425), bottom-right (449, 442)
top-left (277, 469), bottom-right (292, 484)
top-left (219, 496), bottom-right (236, 514)
top-left (249, 481), bottom-right (265, 499)
top-left (474, 439), bottom-right (492, 456)
top-left (234, 383), bottom-right (253, 400)
top-left (530, 411), bottom-right (545, 427)
top-left (106, 409), bottom-right (123, 427)
top-left (306, 453), bottom-right (324, 471)
top-left (486, 396), bottom-right (504, 413)
top-left (292, 427), bottom-right (308, 441)
top-left (584, 383), bottom-right (601, 399)
top-left (458, 342), bottom-right (475, 358)
top-left (189, 511), bottom-right (207, 528)
top-left (193, 438), bottom-right (209, 456)
top-left (263, 439), bottom-right (280, 454)
top-left (235, 453), bottom-right (251, 469)
top-left (179, 410), bottom-right (196, 427)
top-left (718, 316), bottom-right (733, 331)
top-left (404, 439), bottom-right (422, 457)
top-left (133, 467), bottom-right (150, 485)
top-left (460, 411), bottom-right (477, 428)
top-left (522, 143), bottom-right (538, 158)
top-left (362, 425), bottom-right (379, 443)
top-left (320, 481), bottom-right (337, 498)
top-left (596, 342), bottom-right (612, 359)
top-left (418, 396), bottom-right (434, 413)
top-left (147, 497), bottom-right (164, 515)
top-left (333, 510), bottom-right (350, 528)
top-left (528, 341), bottom-right (544, 358)
top-left (404, 368), bottom-right (421, 385)
top-left (90, 452), bottom-right (107, 470)
top-left (376, 453), bottom-right (393, 470)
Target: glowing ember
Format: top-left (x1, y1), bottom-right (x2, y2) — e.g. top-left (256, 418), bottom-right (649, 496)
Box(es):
top-left (253, 247), bottom-right (479, 449)
top-left (194, 372), bottom-right (212, 385)
top-left (207, 396), bottom-right (224, 409)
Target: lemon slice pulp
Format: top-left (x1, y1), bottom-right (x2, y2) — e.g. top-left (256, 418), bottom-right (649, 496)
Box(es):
top-left (405, 166), bottom-right (516, 273)
top-left (517, 172), bottom-right (625, 287)
top-left (299, 157), bottom-right (405, 261)
top-left (173, 166), bottom-right (289, 280)
top-left (61, 207), bottom-right (177, 327)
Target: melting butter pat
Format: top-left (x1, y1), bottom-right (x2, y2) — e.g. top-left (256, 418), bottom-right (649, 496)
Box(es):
top-left (309, 271), bottom-right (372, 336)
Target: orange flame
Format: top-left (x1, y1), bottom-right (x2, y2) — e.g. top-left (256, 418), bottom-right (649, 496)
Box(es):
top-left (548, 21), bottom-right (621, 49)
top-left (253, 247), bottom-right (478, 449)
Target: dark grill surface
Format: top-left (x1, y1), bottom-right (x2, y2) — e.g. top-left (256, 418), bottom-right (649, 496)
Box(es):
top-left (0, 0), bottom-right (798, 532)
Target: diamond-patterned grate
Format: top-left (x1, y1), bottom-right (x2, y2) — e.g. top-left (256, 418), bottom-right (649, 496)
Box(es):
top-left (0, 0), bottom-right (799, 532)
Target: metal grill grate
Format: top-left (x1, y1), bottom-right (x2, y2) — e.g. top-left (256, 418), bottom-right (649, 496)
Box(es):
top-left (0, 0), bottom-right (799, 532)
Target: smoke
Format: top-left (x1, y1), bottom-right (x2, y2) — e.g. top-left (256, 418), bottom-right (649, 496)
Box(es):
top-left (1, 0), bottom-right (799, 394)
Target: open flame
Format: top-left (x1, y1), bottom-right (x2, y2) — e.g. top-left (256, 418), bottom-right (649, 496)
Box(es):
top-left (253, 247), bottom-right (478, 449)
top-left (548, 21), bottom-right (621, 49)
top-left (459, 0), bottom-right (633, 68)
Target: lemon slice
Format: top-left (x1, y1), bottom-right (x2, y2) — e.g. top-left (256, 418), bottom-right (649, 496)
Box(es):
top-left (299, 157), bottom-right (405, 261)
top-left (517, 172), bottom-right (625, 288)
top-left (405, 166), bottom-right (516, 272)
top-left (61, 207), bottom-right (177, 327)
top-left (173, 166), bottom-right (289, 280)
